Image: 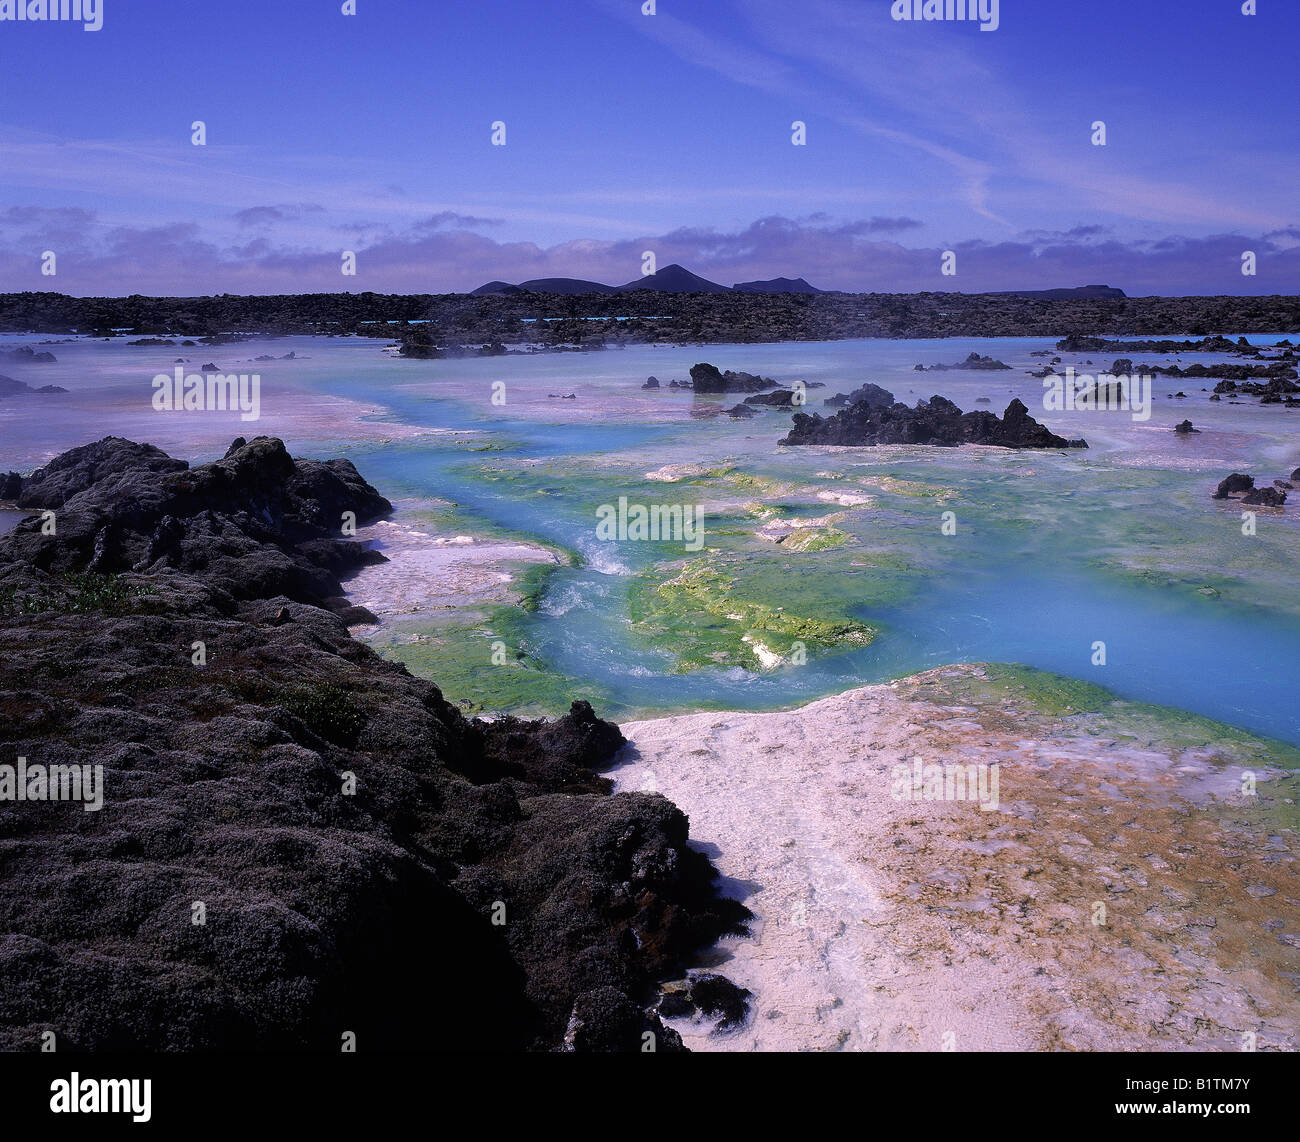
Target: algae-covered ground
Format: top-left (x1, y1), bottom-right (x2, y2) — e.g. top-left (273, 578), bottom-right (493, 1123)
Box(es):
top-left (932, 662), bottom-right (1300, 771)
top-left (367, 452), bottom-right (943, 701)
top-left (351, 431), bottom-right (1300, 738)
top-left (627, 553), bottom-right (877, 672)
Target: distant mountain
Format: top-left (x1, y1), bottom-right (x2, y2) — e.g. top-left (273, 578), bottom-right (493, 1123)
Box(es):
top-left (518, 277), bottom-right (617, 295)
top-left (616, 264), bottom-right (731, 294)
top-left (468, 281), bottom-right (523, 296)
top-left (992, 284), bottom-right (1127, 300)
top-left (469, 264), bottom-right (822, 296)
top-left (733, 276), bottom-right (823, 294)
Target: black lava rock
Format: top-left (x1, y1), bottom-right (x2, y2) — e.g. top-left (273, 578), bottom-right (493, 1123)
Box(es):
top-left (0, 436), bottom-right (749, 1052)
top-left (782, 396), bottom-right (1087, 450)
top-left (1213, 473), bottom-right (1255, 499)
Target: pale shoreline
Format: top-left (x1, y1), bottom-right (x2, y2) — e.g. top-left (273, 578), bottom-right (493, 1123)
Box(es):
top-left (611, 664), bottom-right (1300, 1052)
top-left (342, 514), bottom-right (561, 627)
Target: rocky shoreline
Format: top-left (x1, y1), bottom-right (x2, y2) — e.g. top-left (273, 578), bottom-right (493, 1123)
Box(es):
top-left (0, 436), bottom-right (748, 1051)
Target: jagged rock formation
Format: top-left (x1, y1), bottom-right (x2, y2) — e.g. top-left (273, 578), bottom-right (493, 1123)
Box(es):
top-left (1211, 472), bottom-right (1287, 506)
top-left (915, 352), bottom-right (1012, 372)
top-left (1243, 486), bottom-right (1288, 507)
top-left (823, 382), bottom-right (894, 409)
top-left (1213, 473), bottom-right (1256, 499)
top-left (0, 437), bottom-right (747, 1052)
top-left (781, 392), bottom-right (1087, 450)
top-left (688, 362), bottom-right (777, 394)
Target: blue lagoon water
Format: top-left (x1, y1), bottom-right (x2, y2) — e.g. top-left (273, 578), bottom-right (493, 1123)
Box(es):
top-left (3, 332), bottom-right (1298, 742)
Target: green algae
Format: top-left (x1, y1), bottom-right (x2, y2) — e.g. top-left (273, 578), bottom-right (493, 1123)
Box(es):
top-left (936, 663), bottom-right (1300, 771)
top-left (627, 552), bottom-right (877, 672)
top-left (780, 527), bottom-right (849, 552)
top-left (378, 603), bottom-right (616, 718)
top-left (979, 663), bottom-right (1115, 715)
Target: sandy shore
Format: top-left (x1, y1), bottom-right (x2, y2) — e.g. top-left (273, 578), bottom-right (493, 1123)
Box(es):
top-left (611, 664), bottom-right (1299, 1052)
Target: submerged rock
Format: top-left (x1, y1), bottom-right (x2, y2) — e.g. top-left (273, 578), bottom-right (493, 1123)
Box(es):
top-left (1174, 420), bottom-right (1200, 434)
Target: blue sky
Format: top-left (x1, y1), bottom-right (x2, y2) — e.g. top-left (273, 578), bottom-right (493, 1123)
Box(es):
top-left (1, 0), bottom-right (1297, 296)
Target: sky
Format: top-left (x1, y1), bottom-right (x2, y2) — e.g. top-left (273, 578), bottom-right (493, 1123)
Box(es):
top-left (0, 0), bottom-right (1297, 297)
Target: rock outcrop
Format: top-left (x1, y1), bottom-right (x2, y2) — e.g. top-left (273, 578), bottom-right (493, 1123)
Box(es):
top-left (823, 382), bottom-right (894, 409)
top-left (1241, 486), bottom-right (1287, 507)
top-left (781, 392), bottom-right (1087, 450)
top-left (1213, 473), bottom-right (1255, 499)
top-left (688, 363), bottom-right (777, 394)
top-left (915, 352), bottom-right (1012, 372)
top-left (0, 437), bottom-right (748, 1052)
top-left (743, 390), bottom-right (797, 407)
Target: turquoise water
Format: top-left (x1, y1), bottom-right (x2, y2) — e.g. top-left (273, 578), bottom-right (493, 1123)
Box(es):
top-left (3, 332), bottom-right (1299, 742)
